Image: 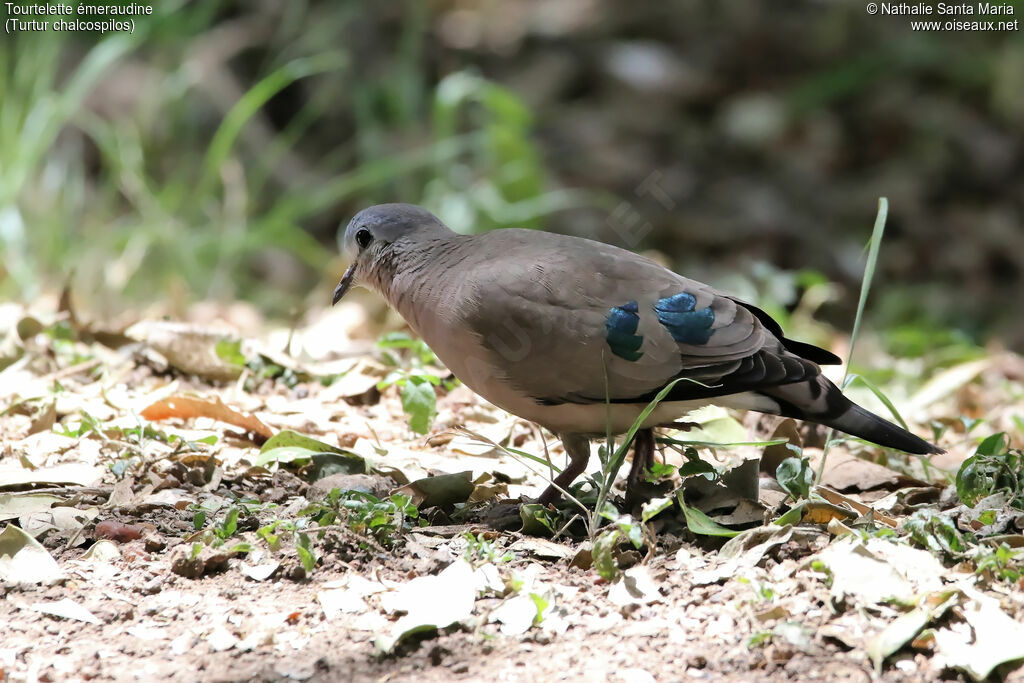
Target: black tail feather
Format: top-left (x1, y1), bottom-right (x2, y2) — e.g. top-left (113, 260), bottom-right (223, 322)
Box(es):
top-left (761, 376), bottom-right (942, 455)
top-left (826, 402), bottom-right (942, 455)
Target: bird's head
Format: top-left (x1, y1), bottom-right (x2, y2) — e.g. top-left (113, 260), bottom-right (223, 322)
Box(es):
top-left (332, 203), bottom-right (449, 304)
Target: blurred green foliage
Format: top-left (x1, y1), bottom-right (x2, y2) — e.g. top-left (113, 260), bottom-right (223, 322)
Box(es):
top-left (0, 1), bottom-right (581, 314)
top-left (1, 1), bottom-right (1019, 353)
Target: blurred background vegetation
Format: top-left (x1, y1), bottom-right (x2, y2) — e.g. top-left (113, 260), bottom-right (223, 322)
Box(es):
top-left (1, 0), bottom-right (1022, 353)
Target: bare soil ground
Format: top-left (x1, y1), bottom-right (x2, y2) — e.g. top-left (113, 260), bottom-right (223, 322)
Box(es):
top-left (2, 300), bottom-right (1023, 682)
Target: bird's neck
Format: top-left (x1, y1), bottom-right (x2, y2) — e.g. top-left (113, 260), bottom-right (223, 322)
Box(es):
top-left (370, 236), bottom-right (470, 335)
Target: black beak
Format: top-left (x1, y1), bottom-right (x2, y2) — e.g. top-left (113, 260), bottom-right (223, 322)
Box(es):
top-left (332, 263), bottom-right (357, 305)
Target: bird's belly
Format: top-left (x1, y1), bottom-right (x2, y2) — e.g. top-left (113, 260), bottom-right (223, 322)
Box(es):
top-left (514, 399), bottom-right (713, 436)
top-left (419, 323), bottom-right (773, 436)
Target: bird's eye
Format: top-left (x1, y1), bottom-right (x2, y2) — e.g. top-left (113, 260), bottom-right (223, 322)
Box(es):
top-left (355, 228), bottom-right (373, 250)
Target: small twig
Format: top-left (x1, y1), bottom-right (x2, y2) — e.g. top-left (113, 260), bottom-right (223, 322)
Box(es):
top-left (41, 357), bottom-right (102, 383)
top-left (0, 485), bottom-right (113, 498)
top-left (551, 513), bottom-right (583, 543)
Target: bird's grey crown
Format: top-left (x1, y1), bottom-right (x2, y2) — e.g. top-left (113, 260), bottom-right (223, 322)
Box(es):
top-left (342, 203), bottom-right (451, 256)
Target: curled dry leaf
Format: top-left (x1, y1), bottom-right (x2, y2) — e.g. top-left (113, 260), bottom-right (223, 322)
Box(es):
top-left (81, 540), bottom-right (122, 562)
top-left (140, 395), bottom-right (273, 441)
top-left (94, 520), bottom-right (144, 543)
top-left (395, 471), bottom-right (475, 508)
top-left (126, 320), bottom-right (244, 381)
top-left (0, 524), bottom-right (66, 585)
top-left (813, 485), bottom-right (899, 528)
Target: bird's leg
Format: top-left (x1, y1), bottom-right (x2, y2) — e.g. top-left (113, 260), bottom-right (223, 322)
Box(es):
top-left (537, 433), bottom-right (591, 506)
top-left (626, 428), bottom-right (657, 501)
top-left (622, 430), bottom-right (655, 489)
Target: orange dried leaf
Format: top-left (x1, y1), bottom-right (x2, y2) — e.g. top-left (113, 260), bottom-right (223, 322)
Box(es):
top-left (140, 395), bottom-right (273, 439)
top-left (94, 521), bottom-right (143, 543)
top-left (814, 485), bottom-right (900, 528)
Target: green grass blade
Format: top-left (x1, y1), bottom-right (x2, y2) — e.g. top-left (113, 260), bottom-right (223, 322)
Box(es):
top-left (843, 372), bottom-right (910, 431)
top-left (198, 52), bottom-right (345, 197)
top-left (816, 197), bottom-right (888, 483)
top-left (848, 197), bottom-right (888, 368)
top-left (593, 377), bottom-right (708, 520)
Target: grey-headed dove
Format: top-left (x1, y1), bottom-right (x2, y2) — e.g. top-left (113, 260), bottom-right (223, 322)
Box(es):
top-left (332, 204), bottom-right (941, 505)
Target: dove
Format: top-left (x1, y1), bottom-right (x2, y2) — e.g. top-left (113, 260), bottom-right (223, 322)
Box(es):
top-left (332, 203), bottom-right (941, 505)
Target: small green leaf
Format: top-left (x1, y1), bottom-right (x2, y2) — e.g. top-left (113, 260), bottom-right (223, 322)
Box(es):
top-left (905, 509), bottom-right (967, 555)
top-left (296, 533), bottom-right (316, 573)
top-left (110, 459), bottom-right (132, 477)
top-left (592, 527), bottom-right (621, 581)
top-left (215, 339), bottom-right (246, 367)
top-left (976, 432), bottom-right (1008, 457)
top-left (529, 593), bottom-right (549, 625)
top-left (955, 433), bottom-right (1022, 509)
top-left (598, 502), bottom-right (620, 523)
top-left (255, 430), bottom-right (366, 473)
top-left (255, 446), bottom-right (321, 466)
top-left (400, 472), bottom-right (474, 508)
top-left (217, 507), bottom-right (240, 539)
top-left (615, 516), bottom-right (643, 549)
top-left (257, 524), bottom-right (281, 551)
top-left (777, 457), bottom-right (812, 501)
top-left (774, 505), bottom-right (803, 527)
top-left (259, 429), bottom-right (346, 455)
top-left (643, 462), bottom-right (677, 481)
top-left (641, 497), bottom-right (673, 523)
top-left (401, 379), bottom-right (437, 434)
top-left (678, 459), bottom-right (717, 478)
top-left (678, 495), bottom-right (741, 537)
top-left (519, 504), bottom-right (556, 537)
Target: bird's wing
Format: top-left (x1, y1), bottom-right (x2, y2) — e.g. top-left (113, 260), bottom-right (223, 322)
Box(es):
top-left (456, 230), bottom-right (839, 406)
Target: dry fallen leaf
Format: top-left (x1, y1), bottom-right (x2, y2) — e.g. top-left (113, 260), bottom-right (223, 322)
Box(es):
top-left (827, 548), bottom-right (911, 604)
top-left (814, 485), bottom-right (899, 528)
top-left (608, 565), bottom-right (662, 608)
top-left (0, 524), bottom-right (66, 585)
top-left (126, 320), bottom-right (244, 381)
top-left (140, 395), bottom-right (273, 440)
top-left (94, 520), bottom-right (144, 543)
top-left (27, 598), bottom-right (102, 625)
top-left (811, 450), bottom-right (928, 492)
top-left (81, 540), bottom-right (122, 563)
top-left (375, 559), bottom-right (480, 652)
top-left (0, 462), bottom-right (104, 491)
top-left (27, 400), bottom-right (57, 435)
top-left (0, 493), bottom-right (63, 521)
top-left (933, 591), bottom-right (1024, 680)
top-left (489, 593), bottom-right (540, 635)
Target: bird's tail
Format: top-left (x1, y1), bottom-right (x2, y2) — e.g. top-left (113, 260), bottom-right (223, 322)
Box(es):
top-left (760, 376), bottom-right (942, 455)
